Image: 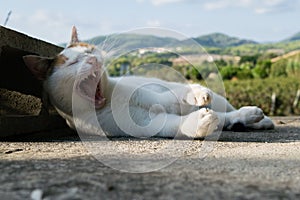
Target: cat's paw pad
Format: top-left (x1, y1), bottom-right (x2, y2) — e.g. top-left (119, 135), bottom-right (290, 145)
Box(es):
top-left (237, 106), bottom-right (264, 125)
top-left (184, 85), bottom-right (213, 107)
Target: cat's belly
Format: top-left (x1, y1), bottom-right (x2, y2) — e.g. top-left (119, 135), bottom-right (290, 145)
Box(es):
top-left (96, 104), bottom-right (157, 137)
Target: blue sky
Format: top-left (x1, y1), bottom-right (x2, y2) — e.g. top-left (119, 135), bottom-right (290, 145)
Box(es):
top-left (1, 0), bottom-right (300, 44)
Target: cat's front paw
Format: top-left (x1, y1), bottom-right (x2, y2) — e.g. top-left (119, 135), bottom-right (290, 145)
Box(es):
top-left (183, 85), bottom-right (213, 107)
top-left (181, 108), bottom-right (219, 138)
top-left (195, 108), bottom-right (219, 138)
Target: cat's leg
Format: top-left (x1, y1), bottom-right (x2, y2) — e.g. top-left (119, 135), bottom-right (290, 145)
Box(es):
top-left (210, 92), bottom-right (235, 112)
top-left (174, 83), bottom-right (235, 111)
top-left (216, 106), bottom-right (274, 130)
top-left (165, 83), bottom-right (274, 130)
top-left (175, 84), bottom-right (236, 112)
top-left (158, 83), bottom-right (236, 116)
top-left (157, 84), bottom-right (213, 115)
top-left (155, 108), bottom-right (219, 138)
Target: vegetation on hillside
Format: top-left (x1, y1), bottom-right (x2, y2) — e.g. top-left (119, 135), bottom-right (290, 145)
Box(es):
top-left (223, 77), bottom-right (300, 116)
top-left (219, 40), bottom-right (300, 56)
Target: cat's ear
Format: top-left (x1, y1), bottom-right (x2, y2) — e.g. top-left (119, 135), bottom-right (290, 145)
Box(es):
top-left (23, 55), bottom-right (54, 80)
top-left (70, 26), bottom-right (79, 44)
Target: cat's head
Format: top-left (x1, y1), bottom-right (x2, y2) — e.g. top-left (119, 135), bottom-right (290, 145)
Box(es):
top-left (23, 26), bottom-right (106, 115)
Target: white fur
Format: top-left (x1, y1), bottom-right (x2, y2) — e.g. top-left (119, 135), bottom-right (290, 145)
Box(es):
top-left (25, 41), bottom-right (275, 139)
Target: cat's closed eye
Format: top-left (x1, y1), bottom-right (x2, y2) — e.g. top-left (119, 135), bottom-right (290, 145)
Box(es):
top-left (67, 59), bottom-right (79, 66)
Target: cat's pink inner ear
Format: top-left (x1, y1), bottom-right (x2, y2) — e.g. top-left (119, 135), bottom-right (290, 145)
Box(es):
top-left (71, 26), bottom-right (79, 44)
top-left (23, 55), bottom-right (53, 80)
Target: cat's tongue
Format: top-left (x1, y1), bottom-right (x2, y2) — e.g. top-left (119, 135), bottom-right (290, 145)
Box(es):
top-left (95, 84), bottom-right (106, 108)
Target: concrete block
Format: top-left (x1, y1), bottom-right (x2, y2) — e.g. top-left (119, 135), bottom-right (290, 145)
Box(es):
top-left (0, 26), bottom-right (70, 137)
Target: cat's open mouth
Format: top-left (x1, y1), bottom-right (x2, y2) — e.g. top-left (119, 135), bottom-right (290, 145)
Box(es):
top-left (76, 70), bottom-right (106, 109)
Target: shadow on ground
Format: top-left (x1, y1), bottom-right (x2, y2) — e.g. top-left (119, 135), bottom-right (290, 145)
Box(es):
top-left (1, 117), bottom-right (299, 143)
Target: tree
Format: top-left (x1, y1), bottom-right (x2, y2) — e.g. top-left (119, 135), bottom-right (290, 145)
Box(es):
top-left (252, 60), bottom-right (271, 79)
top-left (239, 55), bottom-right (259, 66)
top-left (220, 66), bottom-right (239, 80)
top-left (214, 59), bottom-right (227, 69)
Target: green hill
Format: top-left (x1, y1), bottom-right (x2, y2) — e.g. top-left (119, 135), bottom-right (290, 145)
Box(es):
top-left (220, 40), bottom-right (300, 56)
top-left (193, 33), bottom-right (257, 48)
top-left (283, 32), bottom-right (300, 42)
top-left (85, 34), bottom-right (178, 50)
top-left (84, 32), bottom-right (258, 49)
top-left (62, 32), bottom-right (300, 56)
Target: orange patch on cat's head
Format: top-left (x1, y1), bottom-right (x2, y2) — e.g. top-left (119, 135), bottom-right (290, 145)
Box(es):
top-left (68, 42), bottom-right (95, 49)
top-left (53, 54), bottom-right (68, 67)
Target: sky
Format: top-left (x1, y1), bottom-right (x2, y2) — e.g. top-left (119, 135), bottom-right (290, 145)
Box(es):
top-left (1, 0), bottom-right (300, 45)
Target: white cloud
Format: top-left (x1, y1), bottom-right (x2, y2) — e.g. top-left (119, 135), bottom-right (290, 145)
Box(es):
top-left (146, 20), bottom-right (161, 26)
top-left (140, 0), bottom-right (295, 10)
top-left (203, 0), bottom-right (230, 10)
top-left (263, 0), bottom-right (285, 6)
top-left (202, 0), bottom-right (295, 14)
top-left (151, 0), bottom-right (183, 6)
top-left (136, 0), bottom-right (294, 11)
top-left (254, 8), bottom-right (269, 14)
top-left (137, 0), bottom-right (191, 6)
top-left (203, 0), bottom-right (256, 11)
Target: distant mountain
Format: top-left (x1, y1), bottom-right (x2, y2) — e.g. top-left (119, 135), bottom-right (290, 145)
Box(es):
top-left (85, 34), bottom-right (178, 50)
top-left (193, 33), bottom-right (258, 48)
top-left (82, 32), bottom-right (258, 50)
top-left (283, 32), bottom-right (300, 42)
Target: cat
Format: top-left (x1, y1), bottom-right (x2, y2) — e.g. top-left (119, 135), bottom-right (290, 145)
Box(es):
top-left (23, 27), bottom-right (274, 138)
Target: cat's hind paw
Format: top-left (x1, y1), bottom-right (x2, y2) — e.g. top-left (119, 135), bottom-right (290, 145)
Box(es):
top-left (237, 106), bottom-right (264, 125)
top-left (245, 116), bottom-right (275, 130)
top-left (227, 106), bottom-right (275, 130)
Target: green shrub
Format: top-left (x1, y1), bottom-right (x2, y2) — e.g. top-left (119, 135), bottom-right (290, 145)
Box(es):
top-left (220, 66), bottom-right (239, 80)
top-left (270, 60), bottom-right (288, 77)
top-left (252, 60), bottom-right (271, 78)
top-left (221, 77), bottom-right (300, 116)
top-left (236, 68), bottom-right (253, 79)
top-left (286, 59), bottom-right (300, 77)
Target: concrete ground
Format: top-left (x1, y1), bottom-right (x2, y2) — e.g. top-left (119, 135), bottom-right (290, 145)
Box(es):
top-left (0, 117), bottom-right (300, 200)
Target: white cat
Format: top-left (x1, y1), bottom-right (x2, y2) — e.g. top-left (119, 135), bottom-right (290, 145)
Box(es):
top-left (23, 27), bottom-right (274, 138)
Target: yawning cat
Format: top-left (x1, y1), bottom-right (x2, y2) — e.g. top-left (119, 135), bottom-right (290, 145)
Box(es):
top-left (23, 27), bottom-right (274, 138)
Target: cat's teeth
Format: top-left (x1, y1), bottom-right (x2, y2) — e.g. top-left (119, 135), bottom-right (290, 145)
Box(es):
top-left (92, 72), bottom-right (97, 78)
